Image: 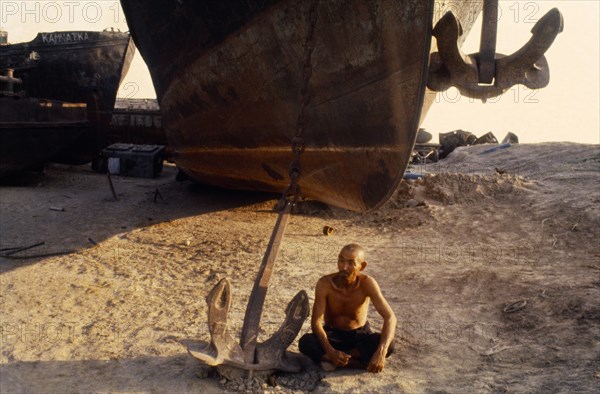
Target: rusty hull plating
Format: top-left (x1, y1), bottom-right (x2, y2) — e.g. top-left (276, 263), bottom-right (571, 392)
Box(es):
top-left (120, 1), bottom-right (482, 212)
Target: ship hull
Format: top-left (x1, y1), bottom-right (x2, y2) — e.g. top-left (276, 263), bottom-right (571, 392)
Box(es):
top-left (0, 31), bottom-right (135, 163)
top-left (121, 0), bottom-right (481, 211)
top-left (0, 97), bottom-right (88, 177)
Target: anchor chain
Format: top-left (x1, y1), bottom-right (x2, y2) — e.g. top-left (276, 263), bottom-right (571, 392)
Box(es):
top-left (277, 0), bottom-right (319, 211)
top-left (188, 0), bottom-right (319, 378)
top-left (427, 1), bottom-right (563, 102)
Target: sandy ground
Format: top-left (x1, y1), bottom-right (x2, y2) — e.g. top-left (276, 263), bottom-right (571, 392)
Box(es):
top-left (0, 142), bottom-right (599, 393)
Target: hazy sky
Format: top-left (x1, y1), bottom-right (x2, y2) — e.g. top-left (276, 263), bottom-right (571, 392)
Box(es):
top-left (1, 1), bottom-right (598, 144)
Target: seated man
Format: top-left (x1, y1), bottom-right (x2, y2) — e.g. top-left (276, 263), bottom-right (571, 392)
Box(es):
top-left (299, 244), bottom-right (396, 373)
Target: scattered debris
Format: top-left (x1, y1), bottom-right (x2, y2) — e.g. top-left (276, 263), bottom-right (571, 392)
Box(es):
top-left (106, 171), bottom-right (118, 201)
top-left (322, 225), bottom-right (334, 236)
top-left (481, 344), bottom-right (516, 356)
top-left (503, 300), bottom-right (527, 313)
top-left (49, 206), bottom-right (64, 212)
top-left (437, 130), bottom-right (519, 159)
top-left (439, 129), bottom-right (477, 159)
top-left (0, 250), bottom-right (75, 260)
top-left (87, 237), bottom-right (97, 245)
top-left (412, 143), bottom-right (440, 163)
top-left (501, 132), bottom-right (519, 144)
top-left (416, 128), bottom-right (433, 143)
top-left (403, 172), bottom-right (423, 180)
top-left (0, 241), bottom-right (75, 260)
top-left (154, 187), bottom-right (167, 204)
top-left (405, 199), bottom-right (426, 208)
top-left (98, 143), bottom-right (165, 178)
top-left (481, 143), bottom-right (512, 154)
top-left (217, 369), bottom-right (323, 392)
top-left (474, 131), bottom-right (498, 145)
top-left (0, 241), bottom-right (45, 256)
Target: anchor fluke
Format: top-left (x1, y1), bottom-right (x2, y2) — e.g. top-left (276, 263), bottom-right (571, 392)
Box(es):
top-left (427, 5), bottom-right (564, 102)
top-left (256, 290), bottom-right (310, 372)
top-left (187, 280), bottom-right (310, 378)
top-left (187, 278), bottom-right (244, 366)
top-left (495, 8), bottom-right (564, 91)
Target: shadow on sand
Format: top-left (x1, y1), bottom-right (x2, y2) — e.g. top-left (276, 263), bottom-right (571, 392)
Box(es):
top-left (0, 163), bottom-right (278, 274)
top-left (0, 353), bottom-right (221, 393)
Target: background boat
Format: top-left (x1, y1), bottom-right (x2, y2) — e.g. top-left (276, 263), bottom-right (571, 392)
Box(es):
top-left (108, 98), bottom-right (166, 150)
top-left (0, 29), bottom-right (135, 164)
top-left (0, 96), bottom-right (88, 177)
top-left (120, 0), bottom-right (481, 211)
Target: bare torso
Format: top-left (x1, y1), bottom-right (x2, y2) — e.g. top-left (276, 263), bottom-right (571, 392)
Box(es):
top-left (322, 273), bottom-right (370, 329)
top-left (308, 247), bottom-right (397, 372)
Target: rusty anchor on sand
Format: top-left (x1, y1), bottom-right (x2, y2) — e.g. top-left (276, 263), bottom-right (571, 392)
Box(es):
top-left (427, 1), bottom-right (563, 102)
top-left (187, 200), bottom-right (310, 377)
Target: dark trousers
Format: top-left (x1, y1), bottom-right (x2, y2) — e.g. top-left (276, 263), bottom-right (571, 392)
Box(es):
top-left (298, 322), bottom-right (394, 365)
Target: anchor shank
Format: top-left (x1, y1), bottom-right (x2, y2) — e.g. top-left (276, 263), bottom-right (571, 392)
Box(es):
top-left (478, 0), bottom-right (498, 84)
top-left (239, 200), bottom-right (292, 363)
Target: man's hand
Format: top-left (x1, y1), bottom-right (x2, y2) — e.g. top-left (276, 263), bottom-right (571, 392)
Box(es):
top-left (326, 349), bottom-right (351, 367)
top-left (367, 348), bottom-right (386, 373)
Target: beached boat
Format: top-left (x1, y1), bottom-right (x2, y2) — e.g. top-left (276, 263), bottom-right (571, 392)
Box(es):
top-left (120, 0), bottom-right (531, 211)
top-left (0, 95), bottom-right (88, 177)
top-left (0, 29), bottom-right (135, 163)
top-left (108, 98), bottom-right (166, 148)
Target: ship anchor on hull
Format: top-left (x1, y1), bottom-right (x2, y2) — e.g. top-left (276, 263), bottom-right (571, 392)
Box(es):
top-left (427, 2), bottom-right (564, 102)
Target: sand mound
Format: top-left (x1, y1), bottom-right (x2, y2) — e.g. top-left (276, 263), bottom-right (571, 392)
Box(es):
top-left (395, 173), bottom-right (533, 206)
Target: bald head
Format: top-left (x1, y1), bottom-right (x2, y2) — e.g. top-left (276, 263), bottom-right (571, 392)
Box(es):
top-left (337, 244), bottom-right (367, 280)
top-left (340, 244), bottom-right (365, 263)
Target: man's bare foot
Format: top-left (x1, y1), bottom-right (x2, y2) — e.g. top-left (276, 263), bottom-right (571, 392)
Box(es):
top-left (320, 361), bottom-right (337, 372)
